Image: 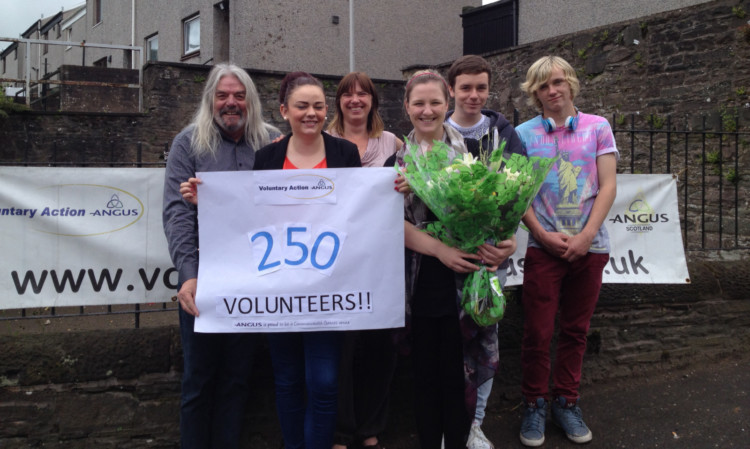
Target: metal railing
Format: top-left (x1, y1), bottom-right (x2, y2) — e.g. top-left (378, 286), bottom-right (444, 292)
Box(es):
top-left (610, 113), bottom-right (748, 252)
top-left (0, 37), bottom-right (143, 112)
top-left (2, 113), bottom-right (748, 326)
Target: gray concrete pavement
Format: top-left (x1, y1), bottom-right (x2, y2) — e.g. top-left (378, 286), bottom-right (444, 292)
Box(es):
top-left (380, 353), bottom-right (750, 449)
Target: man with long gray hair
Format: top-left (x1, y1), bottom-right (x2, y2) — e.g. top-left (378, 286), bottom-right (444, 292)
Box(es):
top-left (163, 63), bottom-right (279, 449)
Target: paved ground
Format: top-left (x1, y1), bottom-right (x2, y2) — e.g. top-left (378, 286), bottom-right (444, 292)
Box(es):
top-left (380, 353), bottom-right (750, 449)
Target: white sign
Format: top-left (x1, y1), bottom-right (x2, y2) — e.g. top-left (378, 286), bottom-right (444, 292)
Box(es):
top-left (194, 168), bottom-right (405, 333)
top-left (505, 174), bottom-right (690, 285)
top-left (0, 167), bottom-right (175, 308)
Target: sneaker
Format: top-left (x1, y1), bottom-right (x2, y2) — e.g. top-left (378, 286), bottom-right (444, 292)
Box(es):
top-left (519, 398), bottom-right (547, 447)
top-left (551, 396), bottom-right (593, 444)
top-left (468, 422), bottom-right (494, 449)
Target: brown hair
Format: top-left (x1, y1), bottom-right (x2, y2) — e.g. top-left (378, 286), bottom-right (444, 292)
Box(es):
top-left (279, 71), bottom-right (324, 106)
top-left (327, 72), bottom-right (384, 138)
top-left (404, 70), bottom-right (450, 104)
top-left (447, 54), bottom-right (492, 88)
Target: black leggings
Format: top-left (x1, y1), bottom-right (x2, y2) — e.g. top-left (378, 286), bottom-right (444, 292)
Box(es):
top-left (411, 313), bottom-right (471, 449)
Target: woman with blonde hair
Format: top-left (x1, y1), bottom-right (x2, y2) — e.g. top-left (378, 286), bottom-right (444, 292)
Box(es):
top-left (385, 70), bottom-right (509, 449)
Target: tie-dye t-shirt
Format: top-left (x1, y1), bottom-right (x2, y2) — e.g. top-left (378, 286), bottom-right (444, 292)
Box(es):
top-left (515, 112), bottom-right (619, 253)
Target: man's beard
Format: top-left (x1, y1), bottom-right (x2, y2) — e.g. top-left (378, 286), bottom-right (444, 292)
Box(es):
top-left (215, 107), bottom-right (245, 133)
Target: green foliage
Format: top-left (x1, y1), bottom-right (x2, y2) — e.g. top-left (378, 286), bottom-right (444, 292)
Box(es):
top-left (736, 86), bottom-right (747, 96)
top-left (193, 75), bottom-right (206, 83)
top-left (616, 114), bottom-right (627, 127)
top-left (635, 52), bottom-right (644, 67)
top-left (398, 134), bottom-right (557, 327)
top-left (703, 150), bottom-right (723, 175)
top-left (705, 150), bottom-right (721, 165)
top-left (577, 48), bottom-right (588, 59)
top-left (462, 266), bottom-right (506, 326)
top-left (721, 107), bottom-right (738, 133)
top-left (398, 137), bottom-right (557, 252)
top-left (725, 168), bottom-right (741, 185)
top-left (732, 5), bottom-right (747, 19)
top-left (0, 88), bottom-right (30, 118)
top-left (647, 114), bottom-right (665, 129)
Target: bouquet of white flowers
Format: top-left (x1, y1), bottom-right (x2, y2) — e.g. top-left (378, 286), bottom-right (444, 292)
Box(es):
top-left (398, 137), bottom-right (557, 326)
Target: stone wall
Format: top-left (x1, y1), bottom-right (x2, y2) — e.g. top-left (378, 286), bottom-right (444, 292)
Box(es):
top-left (0, 61), bottom-right (411, 167)
top-left (1, 257), bottom-right (749, 448)
top-left (473, 0), bottom-right (750, 127)
top-left (59, 65), bottom-right (140, 113)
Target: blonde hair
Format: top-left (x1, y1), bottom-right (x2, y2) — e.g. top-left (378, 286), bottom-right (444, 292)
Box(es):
top-left (520, 56), bottom-right (580, 110)
top-left (190, 63), bottom-right (276, 156)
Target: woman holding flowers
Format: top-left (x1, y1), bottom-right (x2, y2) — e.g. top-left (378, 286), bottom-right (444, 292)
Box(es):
top-left (327, 72), bottom-right (402, 449)
top-left (385, 70), bottom-right (508, 449)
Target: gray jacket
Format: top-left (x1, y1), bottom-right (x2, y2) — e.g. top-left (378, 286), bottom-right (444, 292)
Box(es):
top-left (162, 125), bottom-right (278, 287)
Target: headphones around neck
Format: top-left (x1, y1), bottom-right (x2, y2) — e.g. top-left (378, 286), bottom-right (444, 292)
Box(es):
top-left (542, 109), bottom-right (579, 133)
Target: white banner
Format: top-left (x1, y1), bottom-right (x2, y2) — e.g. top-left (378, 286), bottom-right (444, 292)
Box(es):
top-left (0, 167), bottom-right (175, 309)
top-left (0, 169), bottom-right (688, 312)
top-left (505, 174), bottom-right (690, 285)
top-left (194, 168), bottom-right (405, 333)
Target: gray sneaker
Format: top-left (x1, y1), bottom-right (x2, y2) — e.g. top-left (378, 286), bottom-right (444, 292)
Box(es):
top-left (519, 398), bottom-right (547, 447)
top-left (551, 396), bottom-right (593, 444)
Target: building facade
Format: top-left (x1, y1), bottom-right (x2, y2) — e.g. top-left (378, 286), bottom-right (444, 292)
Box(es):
top-left (2, 0), bottom-right (715, 92)
top-left (3, 0), bottom-right (479, 83)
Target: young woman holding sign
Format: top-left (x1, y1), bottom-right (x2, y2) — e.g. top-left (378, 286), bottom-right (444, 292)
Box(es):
top-left (384, 70), bottom-right (508, 449)
top-left (253, 71), bottom-right (361, 449)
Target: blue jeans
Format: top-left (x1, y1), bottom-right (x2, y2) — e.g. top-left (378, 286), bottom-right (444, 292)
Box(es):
top-left (267, 331), bottom-right (343, 449)
top-left (179, 307), bottom-right (257, 449)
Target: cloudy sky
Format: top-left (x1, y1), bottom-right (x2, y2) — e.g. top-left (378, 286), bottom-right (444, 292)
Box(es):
top-left (1, 0), bottom-right (85, 51)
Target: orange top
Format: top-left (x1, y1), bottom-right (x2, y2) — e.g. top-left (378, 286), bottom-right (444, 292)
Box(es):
top-left (283, 157), bottom-right (328, 170)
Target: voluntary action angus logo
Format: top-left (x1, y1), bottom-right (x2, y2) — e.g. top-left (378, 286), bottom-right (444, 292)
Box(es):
top-left (0, 184), bottom-right (145, 237)
top-left (607, 190), bottom-right (668, 233)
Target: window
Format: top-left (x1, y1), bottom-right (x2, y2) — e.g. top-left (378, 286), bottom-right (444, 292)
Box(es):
top-left (183, 14), bottom-right (200, 56)
top-left (2, 57), bottom-right (5, 75)
top-left (56, 24), bottom-right (62, 38)
top-left (93, 0), bottom-right (102, 25)
top-left (146, 34), bottom-right (158, 61)
top-left (43, 32), bottom-right (49, 54)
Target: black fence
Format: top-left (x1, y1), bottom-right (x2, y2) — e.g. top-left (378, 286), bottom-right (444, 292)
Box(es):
top-left (610, 113), bottom-right (747, 252)
top-left (462, 0), bottom-right (518, 55)
top-left (2, 113), bottom-right (748, 326)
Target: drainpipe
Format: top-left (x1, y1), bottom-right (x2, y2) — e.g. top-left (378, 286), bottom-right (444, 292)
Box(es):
top-left (349, 0), bottom-right (354, 72)
top-left (36, 19), bottom-right (42, 97)
top-left (131, 0), bottom-right (136, 68)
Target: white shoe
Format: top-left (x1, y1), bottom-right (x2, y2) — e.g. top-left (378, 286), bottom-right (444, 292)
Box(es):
top-left (467, 422), bottom-right (494, 449)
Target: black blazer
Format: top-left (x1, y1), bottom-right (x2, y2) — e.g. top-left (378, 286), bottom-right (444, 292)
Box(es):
top-left (253, 132), bottom-right (362, 170)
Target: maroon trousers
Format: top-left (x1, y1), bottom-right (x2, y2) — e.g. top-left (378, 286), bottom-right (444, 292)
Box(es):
top-left (521, 247), bottom-right (609, 401)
